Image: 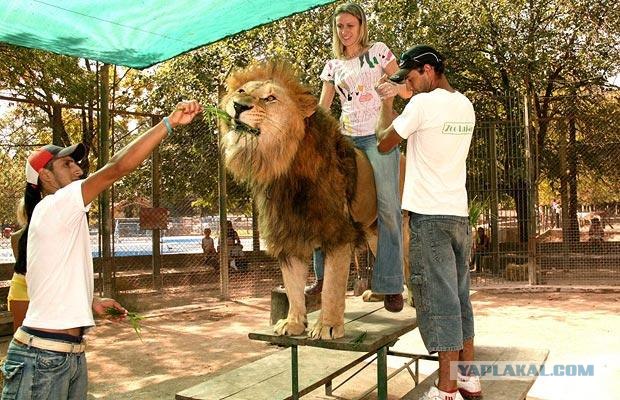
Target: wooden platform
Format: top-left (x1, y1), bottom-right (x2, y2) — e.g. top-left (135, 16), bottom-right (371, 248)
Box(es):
top-left (402, 346), bottom-right (550, 400)
top-left (176, 296), bottom-right (419, 400)
top-left (176, 346), bottom-right (373, 400)
top-left (249, 295), bottom-right (418, 353)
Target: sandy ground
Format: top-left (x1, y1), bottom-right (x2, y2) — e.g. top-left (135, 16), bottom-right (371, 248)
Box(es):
top-left (1, 290), bottom-right (618, 399)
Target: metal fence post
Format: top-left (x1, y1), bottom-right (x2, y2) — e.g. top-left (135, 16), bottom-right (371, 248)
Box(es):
top-left (98, 63), bottom-right (114, 298)
top-left (523, 93), bottom-right (538, 284)
top-left (151, 116), bottom-right (163, 292)
top-left (217, 79), bottom-right (230, 301)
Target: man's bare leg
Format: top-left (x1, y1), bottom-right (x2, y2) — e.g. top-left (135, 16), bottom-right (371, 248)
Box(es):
top-left (460, 338), bottom-right (474, 363)
top-left (437, 350), bottom-right (459, 392)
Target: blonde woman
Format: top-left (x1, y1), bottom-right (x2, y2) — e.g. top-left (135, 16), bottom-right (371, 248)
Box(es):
top-left (308, 2), bottom-right (410, 312)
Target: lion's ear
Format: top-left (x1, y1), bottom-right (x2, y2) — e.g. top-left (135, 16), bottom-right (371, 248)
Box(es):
top-left (297, 93), bottom-right (318, 118)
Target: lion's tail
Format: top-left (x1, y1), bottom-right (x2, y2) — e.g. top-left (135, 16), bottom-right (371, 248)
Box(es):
top-left (351, 220), bottom-right (367, 251)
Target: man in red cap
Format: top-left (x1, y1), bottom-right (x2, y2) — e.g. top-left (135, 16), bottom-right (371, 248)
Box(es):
top-left (2, 100), bottom-right (202, 399)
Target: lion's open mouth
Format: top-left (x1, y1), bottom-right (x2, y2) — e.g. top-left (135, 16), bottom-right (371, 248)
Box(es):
top-left (231, 119), bottom-right (260, 136)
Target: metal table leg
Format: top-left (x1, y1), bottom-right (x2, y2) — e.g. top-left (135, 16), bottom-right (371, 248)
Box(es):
top-left (291, 345), bottom-right (299, 399)
top-left (377, 346), bottom-right (387, 400)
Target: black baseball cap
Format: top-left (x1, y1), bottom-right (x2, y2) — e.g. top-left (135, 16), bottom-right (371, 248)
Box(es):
top-left (389, 45), bottom-right (444, 83)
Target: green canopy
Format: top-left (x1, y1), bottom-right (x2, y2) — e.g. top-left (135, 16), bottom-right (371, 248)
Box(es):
top-left (0, 0), bottom-right (336, 69)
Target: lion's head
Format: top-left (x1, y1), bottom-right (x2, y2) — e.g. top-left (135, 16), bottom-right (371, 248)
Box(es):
top-left (219, 61), bottom-right (318, 184)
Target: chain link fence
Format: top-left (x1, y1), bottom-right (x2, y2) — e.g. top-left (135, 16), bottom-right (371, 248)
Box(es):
top-left (467, 92), bottom-right (620, 287)
top-left (1, 91), bottom-right (618, 313)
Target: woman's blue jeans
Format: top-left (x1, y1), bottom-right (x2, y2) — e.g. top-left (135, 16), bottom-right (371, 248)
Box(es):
top-left (313, 134), bottom-right (404, 294)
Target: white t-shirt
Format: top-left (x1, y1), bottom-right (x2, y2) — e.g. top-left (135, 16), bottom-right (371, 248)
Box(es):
top-left (320, 41), bottom-right (396, 136)
top-left (393, 89), bottom-right (475, 216)
top-left (23, 179), bottom-right (95, 330)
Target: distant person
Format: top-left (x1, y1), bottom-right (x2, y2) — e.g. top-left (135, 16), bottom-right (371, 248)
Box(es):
top-left (472, 227), bottom-right (491, 272)
top-left (589, 217), bottom-right (604, 244)
top-left (226, 220), bottom-right (244, 271)
top-left (551, 198), bottom-right (561, 228)
top-left (538, 204), bottom-right (545, 228)
top-left (202, 228), bottom-right (218, 268)
top-left (226, 220), bottom-right (241, 247)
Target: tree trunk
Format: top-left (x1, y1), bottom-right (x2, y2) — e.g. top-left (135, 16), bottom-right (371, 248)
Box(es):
top-left (80, 105), bottom-right (95, 176)
top-left (558, 121), bottom-right (570, 248)
top-left (50, 104), bottom-right (70, 146)
top-left (509, 179), bottom-right (529, 243)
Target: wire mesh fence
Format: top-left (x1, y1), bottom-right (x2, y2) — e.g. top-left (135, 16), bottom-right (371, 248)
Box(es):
top-left (0, 91), bottom-right (618, 313)
top-left (467, 91), bottom-right (620, 287)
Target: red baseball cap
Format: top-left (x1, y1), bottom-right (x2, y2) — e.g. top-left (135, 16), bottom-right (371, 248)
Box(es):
top-left (25, 143), bottom-right (86, 185)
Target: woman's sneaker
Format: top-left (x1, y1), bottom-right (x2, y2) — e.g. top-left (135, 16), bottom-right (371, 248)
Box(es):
top-left (457, 373), bottom-right (482, 399)
top-left (419, 386), bottom-right (464, 400)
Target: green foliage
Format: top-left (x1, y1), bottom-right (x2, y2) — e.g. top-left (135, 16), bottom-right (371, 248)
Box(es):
top-left (0, 150), bottom-right (24, 225)
top-left (105, 307), bottom-right (144, 343)
top-left (468, 196), bottom-right (488, 228)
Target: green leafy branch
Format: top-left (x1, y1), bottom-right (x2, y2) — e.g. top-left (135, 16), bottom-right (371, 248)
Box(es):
top-left (202, 103), bottom-right (232, 124)
top-left (201, 103), bottom-right (260, 135)
top-left (350, 331), bottom-right (367, 348)
top-left (105, 307), bottom-right (145, 343)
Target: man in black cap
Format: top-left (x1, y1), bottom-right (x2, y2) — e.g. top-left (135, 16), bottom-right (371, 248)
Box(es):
top-left (375, 45), bottom-right (481, 400)
top-left (2, 100), bottom-right (202, 399)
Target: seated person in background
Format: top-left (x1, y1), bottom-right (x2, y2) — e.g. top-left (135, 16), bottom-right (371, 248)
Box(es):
top-left (589, 217), bottom-right (604, 243)
top-left (202, 228), bottom-right (218, 268)
top-left (226, 220), bottom-right (245, 271)
top-left (472, 227), bottom-right (491, 272)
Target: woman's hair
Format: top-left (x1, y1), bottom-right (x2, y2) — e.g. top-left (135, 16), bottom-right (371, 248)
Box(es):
top-left (15, 197), bottom-right (27, 227)
top-left (14, 183), bottom-right (43, 274)
top-left (331, 2), bottom-right (370, 59)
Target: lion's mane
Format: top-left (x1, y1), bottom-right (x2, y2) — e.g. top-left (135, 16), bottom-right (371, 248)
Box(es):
top-left (220, 61), bottom-right (365, 261)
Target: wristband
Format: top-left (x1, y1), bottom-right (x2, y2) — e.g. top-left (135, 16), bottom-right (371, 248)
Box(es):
top-left (162, 116), bottom-right (173, 135)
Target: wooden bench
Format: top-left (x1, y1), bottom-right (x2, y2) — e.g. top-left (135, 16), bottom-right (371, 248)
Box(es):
top-left (177, 296), bottom-right (427, 400)
top-left (402, 346), bottom-right (549, 400)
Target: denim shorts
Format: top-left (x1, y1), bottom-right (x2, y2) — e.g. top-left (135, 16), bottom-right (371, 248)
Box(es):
top-left (408, 212), bottom-right (475, 353)
top-left (1, 339), bottom-right (88, 400)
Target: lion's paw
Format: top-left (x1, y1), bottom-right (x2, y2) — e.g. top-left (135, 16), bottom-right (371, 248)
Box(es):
top-left (308, 321), bottom-right (344, 340)
top-left (274, 318), bottom-right (305, 336)
top-left (361, 289), bottom-right (384, 302)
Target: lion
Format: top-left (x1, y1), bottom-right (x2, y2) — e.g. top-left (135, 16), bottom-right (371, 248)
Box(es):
top-left (219, 61), bottom-right (406, 340)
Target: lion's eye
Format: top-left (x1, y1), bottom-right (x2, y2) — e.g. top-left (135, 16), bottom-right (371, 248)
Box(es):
top-left (237, 88), bottom-right (245, 93)
top-left (264, 95), bottom-right (277, 103)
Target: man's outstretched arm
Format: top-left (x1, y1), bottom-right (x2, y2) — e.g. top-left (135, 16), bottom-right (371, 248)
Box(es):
top-left (82, 100), bottom-right (202, 205)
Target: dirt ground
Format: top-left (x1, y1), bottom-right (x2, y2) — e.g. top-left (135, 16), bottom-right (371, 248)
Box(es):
top-left (1, 289), bottom-right (618, 399)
